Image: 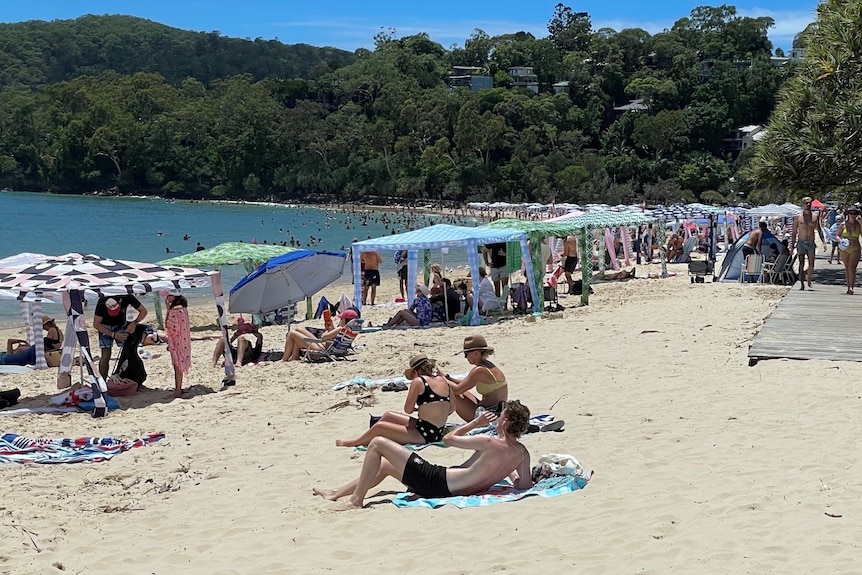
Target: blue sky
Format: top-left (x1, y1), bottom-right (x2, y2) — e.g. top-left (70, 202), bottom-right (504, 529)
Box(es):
top-left (1, 0), bottom-right (816, 52)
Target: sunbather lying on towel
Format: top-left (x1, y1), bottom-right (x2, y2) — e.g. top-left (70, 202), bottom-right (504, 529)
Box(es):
top-left (0, 339), bottom-right (36, 366)
top-left (336, 354), bottom-right (453, 447)
top-left (314, 400), bottom-right (532, 510)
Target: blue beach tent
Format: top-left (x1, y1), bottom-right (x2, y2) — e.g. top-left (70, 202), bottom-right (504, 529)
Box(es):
top-left (718, 231), bottom-right (783, 282)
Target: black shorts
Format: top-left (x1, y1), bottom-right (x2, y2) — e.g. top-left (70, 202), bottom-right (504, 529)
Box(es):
top-left (364, 269), bottom-right (381, 286)
top-left (229, 339), bottom-right (263, 364)
top-left (741, 245), bottom-right (756, 258)
top-left (563, 256), bottom-right (578, 273)
top-left (401, 454), bottom-right (451, 497)
top-left (397, 266), bottom-right (408, 280)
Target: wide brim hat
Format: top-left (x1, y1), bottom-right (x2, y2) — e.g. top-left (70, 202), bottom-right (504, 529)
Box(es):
top-left (404, 353), bottom-right (435, 379)
top-left (42, 315), bottom-right (54, 326)
top-left (847, 207), bottom-right (861, 215)
top-left (416, 285), bottom-right (430, 296)
top-left (461, 334), bottom-right (493, 353)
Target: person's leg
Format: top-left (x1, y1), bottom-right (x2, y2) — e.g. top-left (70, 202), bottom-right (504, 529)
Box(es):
top-left (806, 252), bottom-right (815, 287)
top-left (451, 391), bottom-right (480, 422)
top-left (315, 437), bottom-right (413, 510)
top-left (849, 251), bottom-right (860, 294)
top-left (98, 345), bottom-right (112, 380)
top-left (235, 337), bottom-right (248, 367)
top-left (500, 276), bottom-right (509, 308)
top-left (335, 416), bottom-right (425, 447)
top-left (370, 284), bottom-right (377, 306)
top-left (173, 364), bottom-right (183, 398)
top-left (362, 284), bottom-right (369, 306)
top-left (798, 254), bottom-right (806, 290)
top-left (212, 339), bottom-right (225, 367)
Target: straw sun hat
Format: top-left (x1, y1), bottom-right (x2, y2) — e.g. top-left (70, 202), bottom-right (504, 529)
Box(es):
top-left (404, 353), bottom-right (436, 379)
top-left (461, 334), bottom-right (494, 353)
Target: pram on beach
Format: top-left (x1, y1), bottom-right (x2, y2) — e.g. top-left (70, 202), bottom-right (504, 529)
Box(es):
top-left (688, 259), bottom-right (715, 283)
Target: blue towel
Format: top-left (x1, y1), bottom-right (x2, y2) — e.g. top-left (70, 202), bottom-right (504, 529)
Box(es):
top-left (392, 473), bottom-right (590, 509)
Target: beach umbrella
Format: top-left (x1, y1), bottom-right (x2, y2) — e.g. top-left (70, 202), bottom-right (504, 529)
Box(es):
top-left (159, 242), bottom-right (298, 272)
top-left (228, 250), bottom-right (347, 314)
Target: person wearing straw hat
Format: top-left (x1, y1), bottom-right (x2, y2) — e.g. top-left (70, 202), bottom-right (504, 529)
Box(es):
top-left (335, 354), bottom-right (452, 447)
top-left (314, 400), bottom-right (533, 510)
top-left (41, 316), bottom-right (63, 352)
top-left (443, 335), bottom-right (509, 422)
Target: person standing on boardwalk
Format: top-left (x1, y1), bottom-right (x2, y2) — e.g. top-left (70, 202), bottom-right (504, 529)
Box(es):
top-left (790, 196), bottom-right (825, 291)
top-left (836, 206), bottom-right (862, 295)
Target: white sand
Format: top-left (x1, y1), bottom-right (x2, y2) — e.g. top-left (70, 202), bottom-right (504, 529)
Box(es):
top-left (0, 263), bottom-right (859, 573)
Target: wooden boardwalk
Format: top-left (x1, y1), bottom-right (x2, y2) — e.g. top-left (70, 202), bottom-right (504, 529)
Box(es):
top-left (748, 258), bottom-right (862, 365)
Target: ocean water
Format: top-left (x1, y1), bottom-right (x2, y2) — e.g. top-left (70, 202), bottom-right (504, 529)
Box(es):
top-left (0, 191), bottom-right (477, 326)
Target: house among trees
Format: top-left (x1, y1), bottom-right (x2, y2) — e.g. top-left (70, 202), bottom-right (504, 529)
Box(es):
top-left (507, 66), bottom-right (539, 93)
top-left (723, 125), bottom-right (767, 155)
top-left (612, 98), bottom-right (649, 118)
top-left (552, 81), bottom-right (569, 94)
top-left (448, 66), bottom-right (493, 92)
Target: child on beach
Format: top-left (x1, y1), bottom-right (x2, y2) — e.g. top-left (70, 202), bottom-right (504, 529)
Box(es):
top-left (164, 290), bottom-right (191, 398)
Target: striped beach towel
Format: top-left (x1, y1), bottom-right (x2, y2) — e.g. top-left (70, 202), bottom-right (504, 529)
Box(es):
top-left (392, 473), bottom-right (591, 509)
top-left (0, 432), bottom-right (164, 464)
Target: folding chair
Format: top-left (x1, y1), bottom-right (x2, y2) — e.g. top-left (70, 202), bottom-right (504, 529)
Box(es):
top-left (760, 253), bottom-right (789, 284)
top-left (739, 254), bottom-right (763, 283)
top-left (302, 319), bottom-right (363, 362)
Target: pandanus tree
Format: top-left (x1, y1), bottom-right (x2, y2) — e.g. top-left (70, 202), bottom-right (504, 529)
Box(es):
top-left (748, 0), bottom-right (862, 202)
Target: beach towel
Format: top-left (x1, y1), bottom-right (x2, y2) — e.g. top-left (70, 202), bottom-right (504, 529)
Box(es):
top-left (392, 473), bottom-right (591, 509)
top-left (333, 372), bottom-right (471, 391)
top-left (0, 432), bottom-right (164, 464)
top-left (166, 306), bottom-right (192, 374)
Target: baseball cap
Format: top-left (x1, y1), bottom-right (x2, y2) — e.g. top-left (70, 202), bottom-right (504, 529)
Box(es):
top-left (105, 298), bottom-right (121, 316)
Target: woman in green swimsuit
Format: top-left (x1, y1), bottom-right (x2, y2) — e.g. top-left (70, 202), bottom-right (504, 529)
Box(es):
top-left (837, 206), bottom-right (862, 294)
top-left (444, 334), bottom-right (509, 422)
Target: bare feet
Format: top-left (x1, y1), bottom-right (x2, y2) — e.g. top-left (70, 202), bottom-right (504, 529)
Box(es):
top-left (173, 389), bottom-right (183, 398)
top-left (333, 500), bottom-right (363, 511)
top-left (335, 439), bottom-right (358, 447)
top-left (312, 487), bottom-right (339, 501)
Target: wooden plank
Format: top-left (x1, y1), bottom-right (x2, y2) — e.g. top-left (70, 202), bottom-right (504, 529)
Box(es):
top-left (748, 270), bottom-right (862, 363)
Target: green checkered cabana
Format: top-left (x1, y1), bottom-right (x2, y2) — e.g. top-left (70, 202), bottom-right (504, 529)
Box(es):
top-left (486, 211), bottom-right (657, 306)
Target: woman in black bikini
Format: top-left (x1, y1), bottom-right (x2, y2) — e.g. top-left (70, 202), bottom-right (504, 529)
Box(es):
top-left (336, 354), bottom-right (452, 447)
top-left (41, 316), bottom-right (63, 351)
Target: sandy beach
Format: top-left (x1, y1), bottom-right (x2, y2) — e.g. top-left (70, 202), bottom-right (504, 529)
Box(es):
top-left (1, 261), bottom-right (860, 574)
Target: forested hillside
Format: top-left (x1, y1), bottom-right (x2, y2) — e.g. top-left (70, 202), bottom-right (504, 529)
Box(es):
top-left (0, 6), bottom-right (809, 205)
top-left (0, 15), bottom-right (355, 87)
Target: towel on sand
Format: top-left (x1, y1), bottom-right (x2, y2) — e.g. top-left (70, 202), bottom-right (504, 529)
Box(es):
top-left (0, 432), bottom-right (164, 464)
top-left (392, 473), bottom-right (591, 509)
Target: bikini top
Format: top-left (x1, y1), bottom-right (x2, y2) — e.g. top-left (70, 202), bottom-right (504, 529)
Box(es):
top-left (416, 376), bottom-right (450, 406)
top-left (842, 227), bottom-right (861, 239)
top-left (475, 364), bottom-right (508, 396)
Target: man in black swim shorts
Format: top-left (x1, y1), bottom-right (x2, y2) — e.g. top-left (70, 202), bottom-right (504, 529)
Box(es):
top-left (313, 400), bottom-right (534, 510)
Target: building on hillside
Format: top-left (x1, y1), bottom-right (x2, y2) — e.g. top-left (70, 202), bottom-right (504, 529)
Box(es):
top-left (612, 98), bottom-right (648, 118)
top-left (508, 66), bottom-right (539, 93)
top-left (552, 81), bottom-right (569, 94)
top-left (722, 125), bottom-right (766, 155)
top-left (790, 47), bottom-right (807, 60)
top-left (448, 66), bottom-right (493, 92)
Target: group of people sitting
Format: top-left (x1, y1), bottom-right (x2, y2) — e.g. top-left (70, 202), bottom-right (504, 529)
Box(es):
top-left (315, 334), bottom-right (534, 510)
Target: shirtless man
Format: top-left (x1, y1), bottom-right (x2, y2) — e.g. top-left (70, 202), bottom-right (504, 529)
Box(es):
top-left (313, 400), bottom-right (532, 510)
top-left (790, 196), bottom-right (826, 291)
top-left (360, 250), bottom-right (382, 305)
top-left (560, 235), bottom-right (579, 294)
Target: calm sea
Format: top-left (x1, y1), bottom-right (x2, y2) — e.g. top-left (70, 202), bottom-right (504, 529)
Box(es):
top-left (0, 191), bottom-right (477, 327)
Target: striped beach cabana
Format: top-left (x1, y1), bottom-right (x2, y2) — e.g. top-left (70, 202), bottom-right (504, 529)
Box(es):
top-left (488, 211), bottom-right (655, 306)
top-left (350, 224), bottom-right (538, 325)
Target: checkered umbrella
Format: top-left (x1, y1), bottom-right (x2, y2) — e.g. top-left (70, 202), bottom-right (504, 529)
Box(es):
top-left (0, 253), bottom-right (213, 418)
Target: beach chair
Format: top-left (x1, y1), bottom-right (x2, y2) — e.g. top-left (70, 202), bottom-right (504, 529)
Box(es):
top-left (302, 319), bottom-right (363, 362)
top-left (674, 236), bottom-right (699, 263)
top-left (739, 254), bottom-right (763, 284)
top-left (760, 253), bottom-right (790, 284)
